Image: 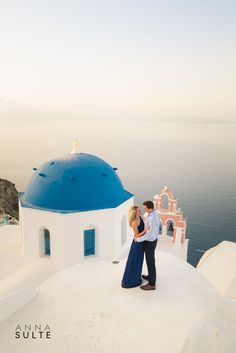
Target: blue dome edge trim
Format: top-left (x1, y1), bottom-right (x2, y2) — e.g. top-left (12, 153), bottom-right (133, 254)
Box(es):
top-left (19, 191), bottom-right (134, 214)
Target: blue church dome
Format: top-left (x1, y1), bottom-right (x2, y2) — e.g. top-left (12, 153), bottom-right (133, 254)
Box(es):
top-left (20, 153), bottom-right (133, 213)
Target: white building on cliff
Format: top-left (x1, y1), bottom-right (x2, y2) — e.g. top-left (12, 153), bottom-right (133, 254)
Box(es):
top-left (18, 144), bottom-right (134, 270)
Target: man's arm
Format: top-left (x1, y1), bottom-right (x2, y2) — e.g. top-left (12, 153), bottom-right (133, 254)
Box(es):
top-left (135, 212), bottom-right (160, 242)
top-left (135, 231), bottom-right (151, 242)
top-left (135, 217), bottom-right (153, 242)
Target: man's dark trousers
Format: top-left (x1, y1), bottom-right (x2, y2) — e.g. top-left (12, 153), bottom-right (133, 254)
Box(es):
top-left (144, 239), bottom-right (158, 286)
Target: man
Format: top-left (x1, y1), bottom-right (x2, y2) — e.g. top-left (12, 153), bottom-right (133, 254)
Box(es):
top-left (134, 200), bottom-right (160, 291)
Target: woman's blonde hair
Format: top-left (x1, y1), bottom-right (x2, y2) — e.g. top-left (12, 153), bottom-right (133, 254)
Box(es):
top-left (128, 206), bottom-right (139, 227)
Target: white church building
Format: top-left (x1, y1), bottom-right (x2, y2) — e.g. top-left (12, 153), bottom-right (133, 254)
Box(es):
top-left (0, 144), bottom-right (236, 353)
top-left (18, 144), bottom-right (134, 270)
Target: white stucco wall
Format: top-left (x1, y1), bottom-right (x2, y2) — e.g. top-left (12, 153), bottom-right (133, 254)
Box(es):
top-left (19, 197), bottom-right (134, 270)
top-left (20, 207), bottom-right (66, 269)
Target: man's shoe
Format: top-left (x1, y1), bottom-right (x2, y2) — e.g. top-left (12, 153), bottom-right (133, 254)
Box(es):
top-left (140, 284), bottom-right (156, 291)
top-left (141, 274), bottom-right (149, 281)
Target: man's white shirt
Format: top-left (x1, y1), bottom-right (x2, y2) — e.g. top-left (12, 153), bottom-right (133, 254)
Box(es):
top-left (136, 210), bottom-right (160, 242)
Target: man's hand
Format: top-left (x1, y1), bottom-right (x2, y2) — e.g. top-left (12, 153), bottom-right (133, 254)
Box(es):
top-left (134, 236), bottom-right (139, 242)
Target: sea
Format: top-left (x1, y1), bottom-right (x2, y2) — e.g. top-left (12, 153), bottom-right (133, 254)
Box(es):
top-left (1, 117), bottom-right (236, 267)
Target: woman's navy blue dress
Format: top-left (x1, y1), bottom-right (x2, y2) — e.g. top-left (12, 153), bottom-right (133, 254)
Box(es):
top-left (121, 217), bottom-right (145, 288)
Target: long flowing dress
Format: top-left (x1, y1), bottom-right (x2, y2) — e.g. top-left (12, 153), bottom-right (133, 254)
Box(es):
top-left (121, 217), bottom-right (145, 288)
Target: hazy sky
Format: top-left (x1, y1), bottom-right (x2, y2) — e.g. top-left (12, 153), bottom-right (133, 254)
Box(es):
top-left (0, 0), bottom-right (236, 121)
top-left (1, 0), bottom-right (236, 191)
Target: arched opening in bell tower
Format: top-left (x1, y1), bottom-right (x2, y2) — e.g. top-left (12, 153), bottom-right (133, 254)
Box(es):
top-left (161, 194), bottom-right (169, 210)
top-left (166, 220), bottom-right (174, 236)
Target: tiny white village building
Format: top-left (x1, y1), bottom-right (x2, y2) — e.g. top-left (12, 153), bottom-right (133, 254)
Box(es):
top-left (18, 144), bottom-right (134, 270)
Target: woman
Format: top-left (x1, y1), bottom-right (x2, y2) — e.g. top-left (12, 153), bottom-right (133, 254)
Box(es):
top-left (121, 206), bottom-right (149, 288)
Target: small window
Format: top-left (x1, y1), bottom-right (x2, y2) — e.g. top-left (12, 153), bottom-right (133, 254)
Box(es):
top-left (84, 229), bottom-right (95, 256)
top-left (44, 229), bottom-right (51, 255)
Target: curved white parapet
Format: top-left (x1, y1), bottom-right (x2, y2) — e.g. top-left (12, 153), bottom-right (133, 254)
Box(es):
top-left (197, 241), bottom-right (236, 299)
top-left (0, 260), bottom-right (58, 322)
top-left (0, 288), bottom-right (36, 323)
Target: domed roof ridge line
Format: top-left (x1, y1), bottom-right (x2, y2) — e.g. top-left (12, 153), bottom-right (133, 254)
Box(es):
top-left (20, 152), bottom-right (133, 213)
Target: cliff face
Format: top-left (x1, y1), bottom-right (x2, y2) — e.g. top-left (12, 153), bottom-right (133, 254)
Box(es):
top-left (0, 178), bottom-right (19, 220)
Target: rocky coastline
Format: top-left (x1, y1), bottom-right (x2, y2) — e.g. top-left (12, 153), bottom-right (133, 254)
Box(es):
top-left (0, 178), bottom-right (19, 220)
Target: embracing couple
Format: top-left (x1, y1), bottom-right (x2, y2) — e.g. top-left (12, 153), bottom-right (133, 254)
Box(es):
top-left (121, 201), bottom-right (160, 291)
